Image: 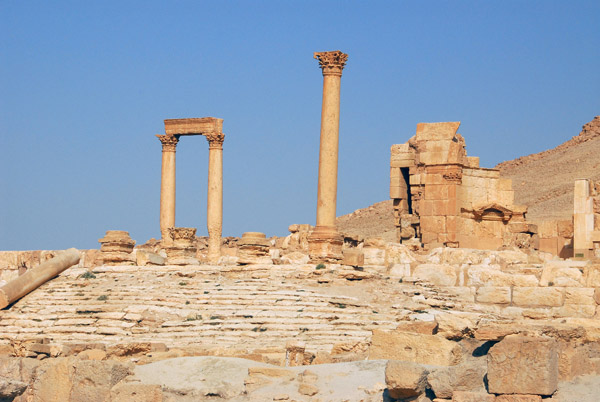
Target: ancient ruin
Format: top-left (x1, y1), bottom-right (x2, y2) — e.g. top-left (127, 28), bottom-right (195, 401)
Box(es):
top-left (0, 50), bottom-right (598, 401)
top-left (307, 50), bottom-right (348, 262)
top-left (157, 117), bottom-right (224, 263)
top-left (390, 122), bottom-right (537, 251)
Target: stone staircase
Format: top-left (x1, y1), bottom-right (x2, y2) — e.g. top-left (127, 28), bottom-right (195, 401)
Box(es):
top-left (0, 264), bottom-right (409, 353)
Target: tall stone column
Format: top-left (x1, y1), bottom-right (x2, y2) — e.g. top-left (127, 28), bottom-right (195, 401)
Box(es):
top-left (206, 133), bottom-right (225, 263)
top-left (308, 50), bottom-right (348, 261)
top-left (157, 134), bottom-right (179, 241)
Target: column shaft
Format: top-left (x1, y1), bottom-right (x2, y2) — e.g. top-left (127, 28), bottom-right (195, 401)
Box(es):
top-left (316, 73), bottom-right (342, 228)
top-left (206, 133), bottom-right (224, 263)
top-left (157, 135), bottom-right (178, 239)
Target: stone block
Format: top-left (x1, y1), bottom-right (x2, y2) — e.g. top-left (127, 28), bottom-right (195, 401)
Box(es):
top-left (466, 266), bottom-right (538, 287)
top-left (415, 121), bottom-right (460, 141)
top-left (385, 360), bottom-right (429, 399)
top-left (564, 287), bottom-right (595, 305)
top-left (385, 243), bottom-right (416, 266)
top-left (487, 335), bottom-right (558, 395)
top-left (475, 287), bottom-right (511, 304)
top-left (540, 264), bottom-right (583, 287)
top-left (389, 263), bottom-right (411, 278)
top-left (109, 383), bottom-right (163, 402)
top-left (512, 288), bottom-right (563, 307)
top-left (341, 249), bottom-right (363, 267)
top-left (495, 396), bottom-right (541, 402)
top-left (136, 250), bottom-right (165, 266)
top-left (428, 357), bottom-right (488, 399)
top-left (557, 220), bottom-right (574, 237)
top-left (362, 247), bottom-right (385, 266)
top-left (451, 391), bottom-right (495, 401)
top-left (395, 321), bottom-right (438, 335)
top-left (413, 264), bottom-right (458, 286)
top-left (370, 330), bottom-right (462, 366)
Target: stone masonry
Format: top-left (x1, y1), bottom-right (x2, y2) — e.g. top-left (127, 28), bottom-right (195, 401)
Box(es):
top-left (390, 122), bottom-right (537, 251)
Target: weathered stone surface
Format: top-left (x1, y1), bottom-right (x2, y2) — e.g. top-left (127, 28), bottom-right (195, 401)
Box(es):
top-left (476, 286), bottom-right (511, 304)
top-left (512, 287), bottom-right (564, 307)
top-left (495, 395), bottom-right (541, 402)
top-left (451, 391), bottom-right (495, 402)
top-left (428, 361), bottom-right (487, 398)
top-left (413, 264), bottom-right (458, 286)
top-left (385, 360), bottom-right (428, 399)
top-left (342, 249), bottom-right (364, 267)
top-left (136, 250), bottom-right (165, 266)
top-left (0, 376), bottom-right (28, 399)
top-left (108, 383), bottom-right (163, 402)
top-left (385, 243), bottom-right (417, 266)
top-left (370, 330), bottom-right (462, 366)
top-left (434, 312), bottom-right (474, 340)
top-left (395, 321), bottom-right (438, 335)
top-left (487, 335), bottom-right (558, 395)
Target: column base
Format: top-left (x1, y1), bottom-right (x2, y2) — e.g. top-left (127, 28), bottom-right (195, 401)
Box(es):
top-left (307, 226), bottom-right (343, 262)
top-left (207, 236), bottom-right (221, 264)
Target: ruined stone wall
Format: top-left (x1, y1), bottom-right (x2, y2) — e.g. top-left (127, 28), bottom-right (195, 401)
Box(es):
top-left (391, 122), bottom-right (534, 251)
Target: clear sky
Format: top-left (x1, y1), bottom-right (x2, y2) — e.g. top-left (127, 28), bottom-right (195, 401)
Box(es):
top-left (1, 1), bottom-right (599, 251)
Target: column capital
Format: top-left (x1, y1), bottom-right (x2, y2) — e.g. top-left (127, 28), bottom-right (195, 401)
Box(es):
top-left (205, 132), bottom-right (225, 149)
top-left (156, 134), bottom-right (179, 152)
top-left (314, 50), bottom-right (348, 76)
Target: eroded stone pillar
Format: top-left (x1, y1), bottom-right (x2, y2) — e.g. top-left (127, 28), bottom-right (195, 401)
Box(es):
top-left (308, 50), bottom-right (348, 261)
top-left (574, 178), bottom-right (594, 258)
top-left (157, 134), bottom-right (179, 241)
top-left (206, 133), bottom-right (224, 263)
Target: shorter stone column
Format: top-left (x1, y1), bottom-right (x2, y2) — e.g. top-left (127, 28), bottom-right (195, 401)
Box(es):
top-left (574, 179), bottom-right (594, 258)
top-left (237, 232), bottom-right (272, 264)
top-left (157, 134), bottom-right (179, 242)
top-left (206, 133), bottom-right (224, 263)
top-left (98, 231), bottom-right (136, 265)
top-left (165, 227), bottom-right (199, 265)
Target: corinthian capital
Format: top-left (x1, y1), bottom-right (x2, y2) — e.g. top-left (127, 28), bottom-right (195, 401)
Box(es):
top-left (156, 134), bottom-right (179, 152)
top-left (314, 50), bottom-right (348, 76)
top-left (205, 132), bottom-right (225, 149)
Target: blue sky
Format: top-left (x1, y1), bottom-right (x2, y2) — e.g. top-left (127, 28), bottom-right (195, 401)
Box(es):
top-left (1, 1), bottom-right (598, 250)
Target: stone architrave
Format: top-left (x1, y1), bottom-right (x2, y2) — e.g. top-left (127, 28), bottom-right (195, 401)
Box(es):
top-left (156, 134), bottom-right (179, 241)
top-left (308, 50), bottom-right (348, 261)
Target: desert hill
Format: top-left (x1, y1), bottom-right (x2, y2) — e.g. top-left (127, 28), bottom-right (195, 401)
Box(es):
top-left (497, 116), bottom-right (600, 222)
top-left (337, 116), bottom-right (600, 238)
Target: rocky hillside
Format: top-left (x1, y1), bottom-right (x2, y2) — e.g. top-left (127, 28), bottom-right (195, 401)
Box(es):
top-left (336, 200), bottom-right (397, 242)
top-left (497, 116), bottom-right (600, 222)
top-left (337, 116), bottom-right (600, 238)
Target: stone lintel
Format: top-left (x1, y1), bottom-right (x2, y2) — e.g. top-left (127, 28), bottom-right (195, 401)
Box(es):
top-left (164, 117), bottom-right (223, 136)
top-left (415, 122), bottom-right (460, 141)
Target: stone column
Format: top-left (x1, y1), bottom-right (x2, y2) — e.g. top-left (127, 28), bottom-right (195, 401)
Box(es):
top-left (206, 133), bottom-right (225, 263)
top-left (308, 50), bottom-right (348, 261)
top-left (157, 135), bottom-right (179, 241)
top-left (574, 178), bottom-right (594, 258)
